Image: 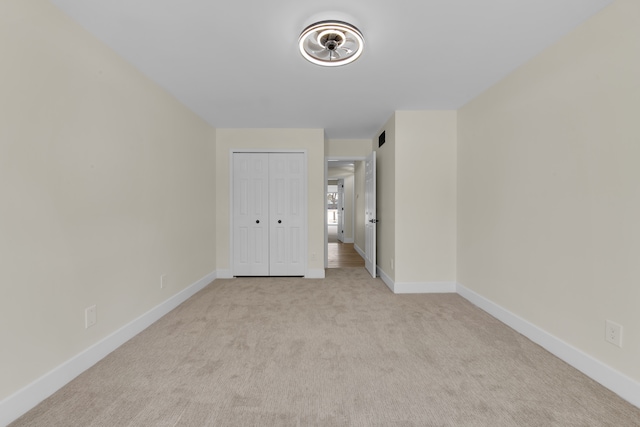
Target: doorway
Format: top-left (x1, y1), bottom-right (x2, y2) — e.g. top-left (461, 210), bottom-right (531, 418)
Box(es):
top-left (326, 159), bottom-right (365, 269)
top-left (327, 180), bottom-right (342, 244)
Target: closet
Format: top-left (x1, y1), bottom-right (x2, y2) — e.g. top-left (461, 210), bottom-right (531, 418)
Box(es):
top-left (232, 152), bottom-right (306, 276)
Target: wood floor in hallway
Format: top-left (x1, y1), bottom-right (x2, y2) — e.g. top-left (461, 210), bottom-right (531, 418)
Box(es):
top-left (328, 242), bottom-right (365, 268)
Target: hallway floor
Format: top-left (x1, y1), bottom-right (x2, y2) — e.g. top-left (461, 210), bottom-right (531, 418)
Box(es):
top-left (328, 242), bottom-right (364, 268)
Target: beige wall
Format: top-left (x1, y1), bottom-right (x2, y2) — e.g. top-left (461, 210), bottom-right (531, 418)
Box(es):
top-left (458, 0), bottom-right (640, 383)
top-left (395, 111), bottom-right (457, 283)
top-left (215, 128), bottom-right (325, 275)
top-left (0, 0), bottom-right (217, 401)
top-left (374, 112), bottom-right (457, 284)
top-left (326, 139), bottom-right (372, 158)
top-left (374, 116), bottom-right (396, 280)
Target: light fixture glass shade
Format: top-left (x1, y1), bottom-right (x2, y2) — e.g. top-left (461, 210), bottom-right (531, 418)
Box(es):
top-left (298, 20), bottom-right (364, 67)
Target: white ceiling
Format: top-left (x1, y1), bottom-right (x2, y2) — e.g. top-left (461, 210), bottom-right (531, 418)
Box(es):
top-left (49, 0), bottom-right (613, 139)
top-left (328, 161), bottom-right (356, 179)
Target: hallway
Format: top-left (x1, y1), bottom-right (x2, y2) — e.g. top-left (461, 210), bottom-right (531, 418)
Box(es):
top-left (327, 223), bottom-right (365, 268)
top-left (328, 242), bottom-right (364, 268)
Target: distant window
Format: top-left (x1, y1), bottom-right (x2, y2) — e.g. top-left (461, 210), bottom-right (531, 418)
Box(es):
top-left (327, 192), bottom-right (338, 210)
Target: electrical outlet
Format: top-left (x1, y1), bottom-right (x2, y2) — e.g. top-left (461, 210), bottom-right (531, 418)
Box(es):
top-left (311, 252), bottom-right (316, 261)
top-left (85, 305), bottom-right (96, 329)
top-left (160, 274), bottom-right (167, 289)
top-left (390, 258), bottom-right (394, 270)
top-left (605, 320), bottom-right (622, 347)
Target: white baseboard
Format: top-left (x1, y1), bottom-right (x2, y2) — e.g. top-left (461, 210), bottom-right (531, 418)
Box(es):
top-left (305, 269), bottom-right (325, 279)
top-left (456, 282), bottom-right (640, 409)
top-left (375, 267), bottom-right (455, 294)
top-left (5, 272), bottom-right (637, 425)
top-left (394, 281), bottom-right (456, 294)
top-left (208, 268), bottom-right (325, 279)
top-left (353, 244), bottom-right (365, 260)
top-left (216, 269), bottom-right (233, 279)
top-left (343, 237), bottom-right (354, 244)
top-left (0, 270), bottom-right (217, 427)
top-left (376, 266), bottom-right (394, 292)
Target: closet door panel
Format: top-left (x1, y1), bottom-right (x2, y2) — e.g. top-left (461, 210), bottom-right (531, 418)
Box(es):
top-left (233, 152), bottom-right (305, 277)
top-left (233, 153), bottom-right (269, 276)
top-left (269, 153), bottom-right (305, 276)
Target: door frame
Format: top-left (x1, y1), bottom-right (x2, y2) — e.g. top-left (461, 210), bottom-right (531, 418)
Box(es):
top-left (324, 156), bottom-right (366, 268)
top-left (336, 178), bottom-right (344, 243)
top-left (364, 151), bottom-right (377, 278)
top-left (230, 149), bottom-right (308, 277)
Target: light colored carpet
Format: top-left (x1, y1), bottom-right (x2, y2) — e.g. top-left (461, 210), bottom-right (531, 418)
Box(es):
top-left (11, 269), bottom-right (640, 426)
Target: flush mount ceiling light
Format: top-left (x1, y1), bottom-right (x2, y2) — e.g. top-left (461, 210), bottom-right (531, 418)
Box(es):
top-left (298, 20), bottom-right (364, 67)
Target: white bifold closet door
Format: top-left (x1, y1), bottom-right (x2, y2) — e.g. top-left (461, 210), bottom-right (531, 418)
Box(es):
top-left (233, 152), bottom-right (305, 276)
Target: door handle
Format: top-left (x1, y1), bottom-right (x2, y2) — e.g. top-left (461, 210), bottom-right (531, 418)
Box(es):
top-left (278, 220), bottom-right (282, 224)
top-left (256, 220), bottom-right (260, 224)
top-left (369, 219), bottom-right (379, 223)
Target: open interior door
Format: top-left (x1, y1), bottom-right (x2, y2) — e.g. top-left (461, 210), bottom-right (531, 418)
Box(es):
top-left (337, 179), bottom-right (344, 243)
top-left (364, 151), bottom-right (377, 278)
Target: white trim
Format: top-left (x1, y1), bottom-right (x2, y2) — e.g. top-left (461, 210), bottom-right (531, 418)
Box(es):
top-left (326, 156), bottom-right (367, 161)
top-left (0, 270), bottom-right (217, 427)
top-left (216, 269), bottom-right (233, 279)
top-left (231, 148), bottom-right (308, 154)
top-left (343, 238), bottom-right (354, 244)
top-left (394, 282), bottom-right (456, 294)
top-left (229, 149), bottom-right (235, 280)
top-left (351, 174), bottom-right (355, 245)
top-left (336, 178), bottom-right (344, 243)
top-left (230, 150), bottom-right (308, 278)
top-left (305, 269), bottom-right (326, 279)
top-left (5, 272), bottom-right (638, 424)
top-left (353, 243), bottom-right (365, 259)
top-left (376, 266), bottom-right (394, 292)
top-left (456, 282), bottom-right (640, 409)
top-left (324, 157), bottom-right (328, 268)
top-left (325, 155), bottom-right (366, 269)
top-left (374, 266), bottom-right (455, 294)
top-left (302, 152), bottom-right (309, 277)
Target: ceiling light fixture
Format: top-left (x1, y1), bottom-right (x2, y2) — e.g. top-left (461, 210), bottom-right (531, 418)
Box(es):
top-left (298, 20), bottom-right (364, 67)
